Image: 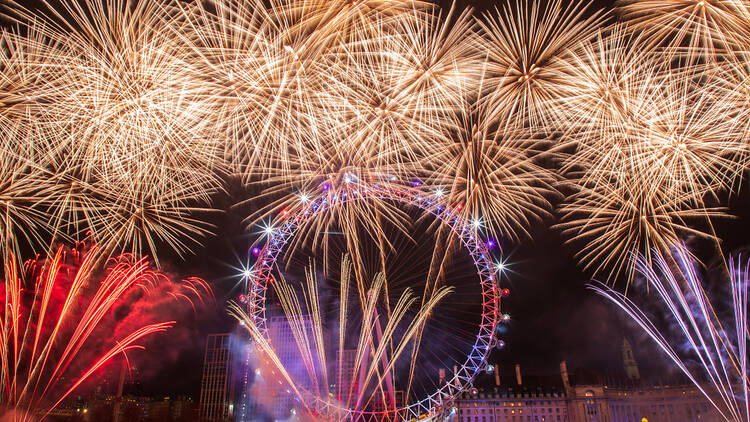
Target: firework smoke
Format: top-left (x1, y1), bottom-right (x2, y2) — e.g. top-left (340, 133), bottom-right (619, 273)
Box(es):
top-left (0, 242), bottom-right (213, 421)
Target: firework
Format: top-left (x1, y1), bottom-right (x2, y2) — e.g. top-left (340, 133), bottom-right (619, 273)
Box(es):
top-left (557, 176), bottom-right (725, 284)
top-left (477, 0), bottom-right (606, 132)
top-left (422, 77), bottom-right (556, 242)
top-left (591, 245), bottom-right (749, 421)
top-left (554, 25), bottom-right (747, 202)
top-left (319, 13), bottom-right (469, 172)
top-left (552, 22), bottom-right (748, 283)
top-left (0, 24), bottom-right (70, 157)
top-left (0, 24), bottom-right (71, 253)
top-left (179, 0), bottom-right (336, 177)
top-left (636, 70), bottom-right (748, 203)
top-left (553, 25), bottom-right (665, 190)
top-left (0, 242), bottom-right (212, 421)
top-left (0, 149), bottom-right (53, 258)
top-left (230, 254), bottom-right (452, 420)
top-left (362, 3), bottom-right (483, 134)
top-left (617, 0), bottom-right (750, 63)
top-left (0, 0), bottom-right (220, 262)
top-left (7, 0), bottom-right (222, 194)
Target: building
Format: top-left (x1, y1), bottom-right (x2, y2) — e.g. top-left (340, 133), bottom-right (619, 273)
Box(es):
top-left (142, 396), bottom-right (198, 421)
top-left (170, 396), bottom-right (199, 421)
top-left (455, 361), bottom-right (722, 422)
top-left (457, 388), bottom-right (568, 422)
top-left (199, 334), bottom-right (238, 422)
top-left (265, 315), bottom-right (319, 419)
top-left (335, 349), bottom-right (359, 406)
top-left (602, 385), bottom-right (714, 421)
top-left (455, 365), bottom-right (568, 422)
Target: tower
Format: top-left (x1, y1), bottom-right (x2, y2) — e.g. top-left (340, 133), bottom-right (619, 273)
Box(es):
top-left (623, 338), bottom-right (640, 380)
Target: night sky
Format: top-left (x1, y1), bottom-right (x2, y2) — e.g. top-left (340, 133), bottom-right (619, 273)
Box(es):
top-left (6, 0), bottom-right (750, 400)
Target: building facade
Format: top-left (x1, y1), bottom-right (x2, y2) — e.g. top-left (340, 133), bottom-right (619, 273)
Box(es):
top-left (566, 383), bottom-right (718, 422)
top-left (199, 333), bottom-right (237, 422)
top-left (457, 389), bottom-right (568, 422)
top-left (455, 362), bottom-right (722, 422)
top-left (267, 315), bottom-right (314, 419)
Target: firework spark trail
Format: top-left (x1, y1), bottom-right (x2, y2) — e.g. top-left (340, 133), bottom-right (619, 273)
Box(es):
top-left (591, 245), bottom-right (750, 422)
top-left (179, 0), bottom-right (336, 178)
top-left (554, 25), bottom-right (746, 206)
top-left (0, 0), bottom-right (220, 263)
top-left (0, 243), bottom-right (212, 422)
top-left (6, 0), bottom-right (222, 193)
top-left (551, 21), bottom-right (748, 284)
top-left (227, 302), bottom-right (309, 408)
top-left (617, 0), bottom-right (750, 64)
top-left (477, 0), bottom-right (607, 132)
top-left (423, 74), bottom-right (556, 243)
top-left (230, 254), bottom-right (452, 419)
top-left (557, 177), bottom-right (725, 285)
top-left (1, 0), bottom-right (750, 302)
top-left (302, 264), bottom-right (330, 399)
top-left (552, 24), bottom-right (666, 191)
top-left (337, 257), bottom-right (350, 403)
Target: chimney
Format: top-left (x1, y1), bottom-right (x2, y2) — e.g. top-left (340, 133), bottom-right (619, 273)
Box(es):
top-left (514, 364), bottom-right (522, 386)
top-left (494, 365), bottom-right (500, 386)
top-left (560, 361), bottom-right (570, 389)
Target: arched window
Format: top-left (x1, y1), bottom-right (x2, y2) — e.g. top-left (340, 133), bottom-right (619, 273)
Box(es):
top-left (583, 390), bottom-right (599, 421)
